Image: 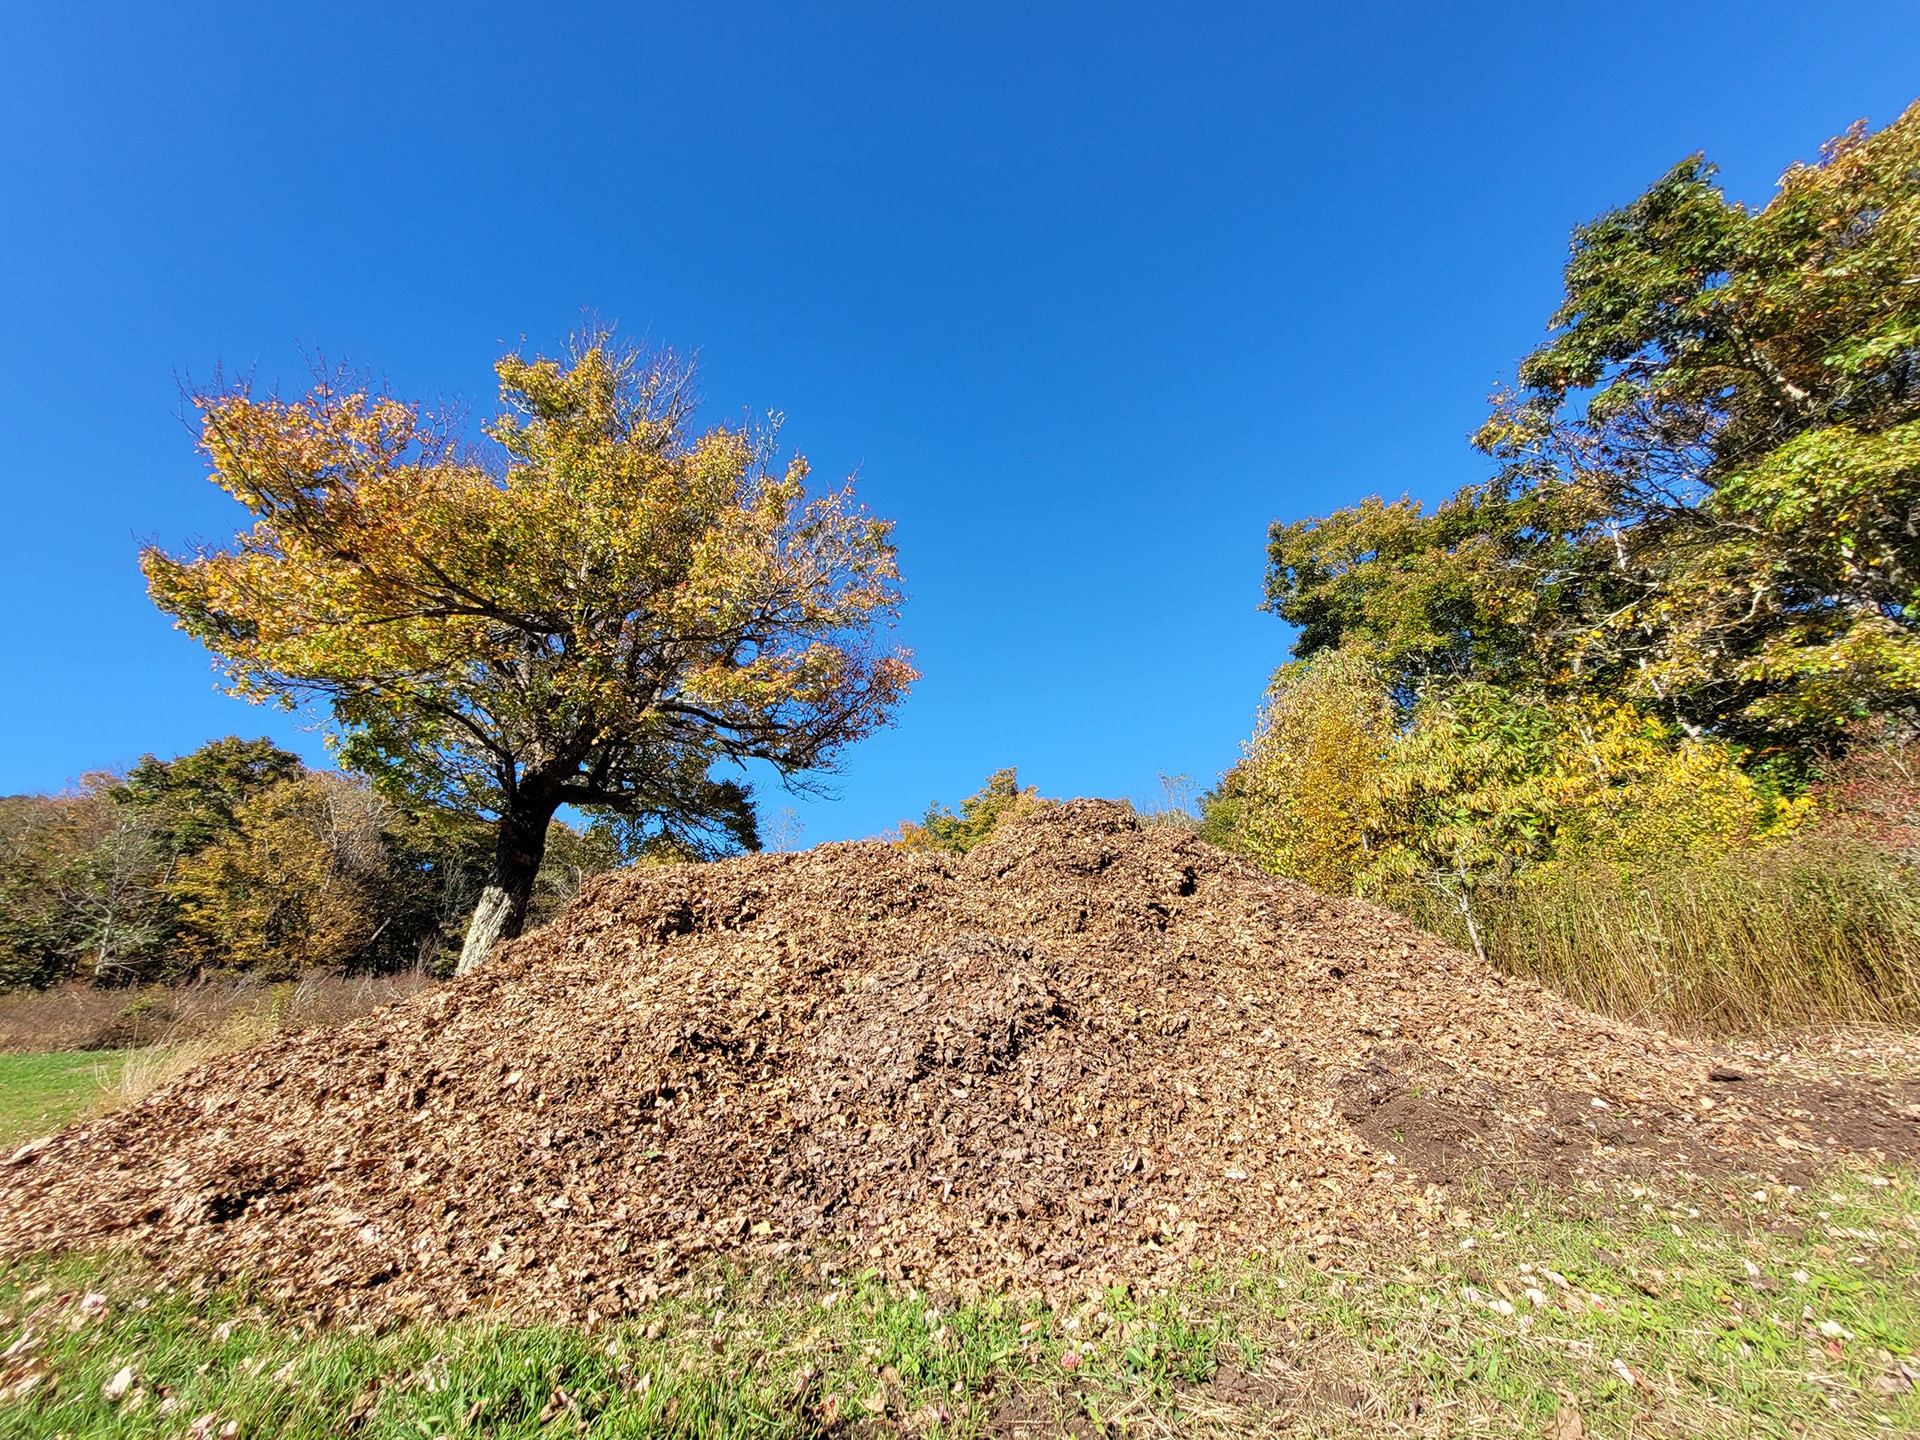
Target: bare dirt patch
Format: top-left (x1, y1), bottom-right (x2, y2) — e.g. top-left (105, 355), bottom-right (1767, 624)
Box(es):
top-left (0, 802), bottom-right (1914, 1324)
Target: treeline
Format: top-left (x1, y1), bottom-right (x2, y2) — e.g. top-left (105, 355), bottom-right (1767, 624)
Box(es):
top-left (1199, 104), bottom-right (1920, 1027)
top-left (0, 738), bottom-right (615, 990)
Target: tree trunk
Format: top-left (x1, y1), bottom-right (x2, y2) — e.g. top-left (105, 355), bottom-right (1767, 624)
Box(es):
top-left (1455, 889), bottom-right (1490, 969)
top-left (1451, 857), bottom-right (1491, 969)
top-left (456, 801), bottom-right (555, 974)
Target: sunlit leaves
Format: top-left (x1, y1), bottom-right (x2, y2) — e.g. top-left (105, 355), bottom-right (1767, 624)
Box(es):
top-left (1266, 101), bottom-right (1920, 754)
top-left (894, 769), bottom-right (1043, 854)
top-left (143, 335), bottom-right (915, 922)
top-left (1217, 653), bottom-right (1803, 905)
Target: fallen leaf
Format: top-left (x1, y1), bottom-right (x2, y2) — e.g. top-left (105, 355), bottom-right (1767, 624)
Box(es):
top-left (342, 1382), bottom-right (382, 1430)
top-left (7, 1137), bottom-right (53, 1167)
top-left (1610, 1358), bottom-right (1652, 1393)
top-left (7, 1367), bottom-right (46, 1400)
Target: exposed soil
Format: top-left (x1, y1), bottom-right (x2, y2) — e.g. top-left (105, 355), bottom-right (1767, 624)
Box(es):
top-left (0, 802), bottom-right (1915, 1323)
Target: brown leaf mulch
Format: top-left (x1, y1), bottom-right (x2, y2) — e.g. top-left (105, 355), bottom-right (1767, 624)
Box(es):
top-left (1, 801), bottom-right (1914, 1324)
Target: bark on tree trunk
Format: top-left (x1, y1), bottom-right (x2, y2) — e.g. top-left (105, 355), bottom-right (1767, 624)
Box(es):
top-left (456, 801), bottom-right (555, 974)
top-left (456, 885), bottom-right (520, 974)
top-left (1450, 857), bottom-right (1491, 969)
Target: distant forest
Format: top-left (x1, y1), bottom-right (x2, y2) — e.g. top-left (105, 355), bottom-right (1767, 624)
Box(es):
top-left (0, 738), bottom-right (614, 989)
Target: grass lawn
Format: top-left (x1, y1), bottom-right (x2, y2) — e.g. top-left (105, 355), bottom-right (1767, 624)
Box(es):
top-left (0, 1168), bottom-right (1914, 1436)
top-left (0, 1052), bottom-right (123, 1151)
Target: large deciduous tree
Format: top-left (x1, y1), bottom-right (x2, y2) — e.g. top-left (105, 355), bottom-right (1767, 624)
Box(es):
top-left (1267, 101), bottom-right (1920, 756)
top-left (144, 336), bottom-right (915, 970)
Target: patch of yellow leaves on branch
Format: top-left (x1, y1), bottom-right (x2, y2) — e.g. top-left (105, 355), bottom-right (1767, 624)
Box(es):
top-left (1220, 649), bottom-right (1805, 900)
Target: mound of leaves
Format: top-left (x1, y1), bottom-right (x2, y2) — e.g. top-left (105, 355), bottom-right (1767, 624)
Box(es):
top-left (2, 802), bottom-right (1915, 1323)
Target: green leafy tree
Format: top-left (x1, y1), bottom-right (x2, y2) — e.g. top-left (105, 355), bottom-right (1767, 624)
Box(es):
top-left (1268, 102), bottom-right (1920, 754)
top-left (114, 737), bottom-right (304, 859)
top-left (895, 769), bottom-right (1042, 854)
top-left (144, 335), bottom-right (915, 970)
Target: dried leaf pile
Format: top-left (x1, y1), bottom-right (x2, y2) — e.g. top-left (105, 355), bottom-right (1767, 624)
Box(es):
top-left (1, 802), bottom-right (1915, 1323)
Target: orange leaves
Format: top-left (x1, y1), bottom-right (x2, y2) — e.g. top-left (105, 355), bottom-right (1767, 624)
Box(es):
top-left (142, 336), bottom-right (914, 840)
top-left (196, 385), bottom-right (432, 516)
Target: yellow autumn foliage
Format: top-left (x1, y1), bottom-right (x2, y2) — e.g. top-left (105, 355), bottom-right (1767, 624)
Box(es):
top-left (1211, 650), bottom-right (1395, 894)
top-left (1532, 702), bottom-right (1810, 877)
top-left (140, 335), bottom-right (915, 965)
top-left (1218, 650), bottom-right (1805, 899)
top-left (894, 768), bottom-right (1045, 854)
top-left (168, 774), bottom-right (390, 978)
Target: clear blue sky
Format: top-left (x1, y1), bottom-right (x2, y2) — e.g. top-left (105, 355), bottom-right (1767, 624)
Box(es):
top-left (3, 3), bottom-right (1917, 842)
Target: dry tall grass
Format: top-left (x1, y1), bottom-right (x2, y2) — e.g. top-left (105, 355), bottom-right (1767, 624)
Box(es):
top-left (0, 972), bottom-right (434, 1053)
top-left (1131, 775), bottom-right (1203, 832)
top-left (1392, 833), bottom-right (1920, 1033)
top-left (98, 972), bottom-right (437, 1108)
top-left (0, 985), bottom-right (131, 1053)
top-left (0, 972), bottom-right (436, 1119)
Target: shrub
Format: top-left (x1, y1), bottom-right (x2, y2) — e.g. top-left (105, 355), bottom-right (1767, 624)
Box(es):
top-left (895, 769), bottom-right (1044, 853)
top-left (1203, 651), bottom-right (1394, 892)
top-left (1215, 653), bottom-right (1798, 914)
top-left (1204, 650), bottom-right (1905, 1029)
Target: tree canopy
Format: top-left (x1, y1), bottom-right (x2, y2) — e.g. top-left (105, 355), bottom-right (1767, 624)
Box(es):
top-left (0, 736), bottom-right (623, 988)
top-left (144, 336), bottom-right (914, 967)
top-left (1214, 103), bottom-right (1920, 966)
top-left (1266, 101), bottom-right (1920, 755)
top-left (894, 768), bottom-right (1042, 853)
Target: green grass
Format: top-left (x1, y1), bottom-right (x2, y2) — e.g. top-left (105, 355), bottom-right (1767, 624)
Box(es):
top-left (0, 1052), bottom-right (123, 1151)
top-left (0, 1171), bottom-right (1914, 1436)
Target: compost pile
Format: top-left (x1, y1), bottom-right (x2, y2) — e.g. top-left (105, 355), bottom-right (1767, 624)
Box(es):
top-left (2, 802), bottom-right (1915, 1323)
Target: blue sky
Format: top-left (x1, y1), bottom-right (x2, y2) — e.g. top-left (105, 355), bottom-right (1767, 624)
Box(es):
top-left (3, 2), bottom-right (1917, 842)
